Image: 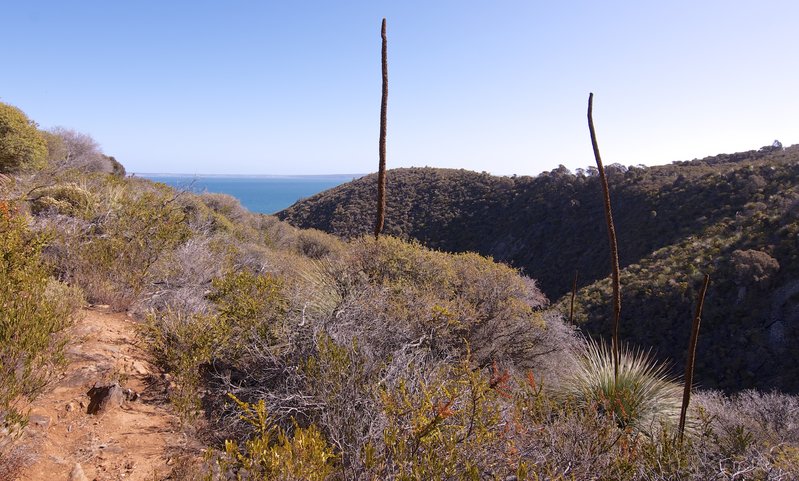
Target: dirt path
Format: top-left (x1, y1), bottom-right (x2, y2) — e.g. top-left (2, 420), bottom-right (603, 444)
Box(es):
top-left (16, 306), bottom-right (193, 481)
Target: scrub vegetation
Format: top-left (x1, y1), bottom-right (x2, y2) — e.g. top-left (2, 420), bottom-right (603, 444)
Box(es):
top-left (280, 144), bottom-right (799, 393)
top-left (1, 101), bottom-right (798, 479)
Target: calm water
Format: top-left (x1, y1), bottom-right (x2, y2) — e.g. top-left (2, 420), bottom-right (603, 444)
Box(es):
top-left (140, 174), bottom-right (359, 214)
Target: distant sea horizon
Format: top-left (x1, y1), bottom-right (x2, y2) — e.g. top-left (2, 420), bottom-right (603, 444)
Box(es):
top-left (138, 173), bottom-right (363, 214)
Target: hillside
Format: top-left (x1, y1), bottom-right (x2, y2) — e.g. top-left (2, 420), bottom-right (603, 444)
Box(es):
top-left (3, 99), bottom-right (798, 479)
top-left (278, 144), bottom-right (799, 392)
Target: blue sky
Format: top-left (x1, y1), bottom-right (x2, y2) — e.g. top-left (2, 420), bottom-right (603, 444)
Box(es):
top-left (2, 1), bottom-right (797, 175)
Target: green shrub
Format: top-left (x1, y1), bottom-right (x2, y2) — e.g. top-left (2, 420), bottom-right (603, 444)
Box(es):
top-left (144, 268), bottom-right (289, 420)
top-left (0, 205), bottom-right (82, 445)
top-left (211, 395), bottom-right (336, 481)
top-left (295, 228), bottom-right (343, 259)
top-left (200, 192), bottom-right (247, 223)
top-left (338, 236), bottom-right (561, 370)
top-left (375, 355), bottom-right (507, 480)
top-left (30, 182), bottom-right (96, 218)
top-left (144, 309), bottom-right (226, 420)
top-left (208, 268), bottom-right (289, 353)
top-left (64, 181), bottom-right (192, 310)
top-left (0, 102), bottom-right (47, 173)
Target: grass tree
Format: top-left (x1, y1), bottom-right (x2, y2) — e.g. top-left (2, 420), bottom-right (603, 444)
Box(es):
top-left (374, 18), bottom-right (388, 239)
top-left (559, 338), bottom-right (682, 435)
top-left (679, 273), bottom-right (710, 443)
top-left (587, 93), bottom-right (622, 386)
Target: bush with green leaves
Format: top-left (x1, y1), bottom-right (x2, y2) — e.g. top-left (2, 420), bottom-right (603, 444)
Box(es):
top-left (144, 267), bottom-right (291, 421)
top-left (207, 268), bottom-right (289, 354)
top-left (29, 182), bottom-right (96, 218)
top-left (49, 177), bottom-right (193, 310)
top-left (211, 395), bottom-right (336, 481)
top-left (144, 309), bottom-right (225, 420)
top-left (371, 354), bottom-right (511, 480)
top-left (200, 192), bottom-right (249, 224)
top-left (0, 102), bottom-right (47, 173)
top-left (0, 204), bottom-right (82, 447)
top-left (332, 236), bottom-right (563, 372)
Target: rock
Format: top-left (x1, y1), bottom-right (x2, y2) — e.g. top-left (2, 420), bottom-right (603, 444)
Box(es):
top-left (63, 366), bottom-right (104, 388)
top-left (28, 411), bottom-right (53, 429)
top-left (29, 413), bottom-right (51, 429)
top-left (123, 388), bottom-right (139, 402)
top-left (131, 360), bottom-right (150, 376)
top-left (86, 383), bottom-right (124, 414)
top-left (69, 463), bottom-right (89, 481)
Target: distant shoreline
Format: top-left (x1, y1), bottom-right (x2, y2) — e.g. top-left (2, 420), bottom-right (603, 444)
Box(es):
top-left (135, 173), bottom-right (366, 180)
top-left (134, 173), bottom-right (358, 214)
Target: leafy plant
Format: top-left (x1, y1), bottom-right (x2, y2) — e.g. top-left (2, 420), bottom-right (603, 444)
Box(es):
top-left (558, 338), bottom-right (682, 435)
top-left (143, 309), bottom-right (225, 420)
top-left (66, 180), bottom-right (192, 309)
top-left (0, 102), bottom-right (47, 173)
top-left (211, 394), bottom-right (336, 481)
top-left (375, 353), bottom-right (507, 480)
top-left (208, 268), bottom-right (288, 352)
top-left (0, 204), bottom-right (82, 444)
top-left (29, 182), bottom-right (96, 218)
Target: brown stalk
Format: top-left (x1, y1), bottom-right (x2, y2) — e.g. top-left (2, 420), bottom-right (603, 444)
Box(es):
top-left (569, 270), bottom-right (579, 324)
top-left (374, 18), bottom-right (388, 239)
top-left (679, 273), bottom-right (710, 443)
top-left (587, 92), bottom-right (622, 386)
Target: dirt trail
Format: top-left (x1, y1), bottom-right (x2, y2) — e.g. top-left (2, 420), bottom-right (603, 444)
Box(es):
top-left (16, 306), bottom-right (193, 481)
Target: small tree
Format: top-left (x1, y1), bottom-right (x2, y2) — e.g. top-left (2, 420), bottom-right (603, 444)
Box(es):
top-left (48, 127), bottom-right (107, 171)
top-left (0, 102), bottom-right (47, 173)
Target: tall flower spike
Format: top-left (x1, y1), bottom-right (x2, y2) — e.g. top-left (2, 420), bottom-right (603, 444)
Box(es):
top-left (587, 93), bottom-right (622, 388)
top-left (680, 274), bottom-right (710, 443)
top-left (374, 18), bottom-right (388, 239)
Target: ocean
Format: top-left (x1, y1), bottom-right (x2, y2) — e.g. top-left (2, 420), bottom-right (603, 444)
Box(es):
top-left (139, 174), bottom-right (360, 214)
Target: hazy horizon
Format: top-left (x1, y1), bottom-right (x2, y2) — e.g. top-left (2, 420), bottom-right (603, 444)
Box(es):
top-left (135, 137), bottom-right (796, 178)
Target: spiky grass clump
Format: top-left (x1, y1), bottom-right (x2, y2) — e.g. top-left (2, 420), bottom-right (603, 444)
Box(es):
top-left (559, 338), bottom-right (682, 435)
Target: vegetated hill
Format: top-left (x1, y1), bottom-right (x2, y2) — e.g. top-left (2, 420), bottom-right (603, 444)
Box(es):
top-left (279, 144), bottom-right (799, 392)
top-left (5, 100), bottom-right (799, 480)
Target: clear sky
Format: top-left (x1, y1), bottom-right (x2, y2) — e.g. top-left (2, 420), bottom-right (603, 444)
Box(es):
top-left (2, 1), bottom-right (797, 176)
